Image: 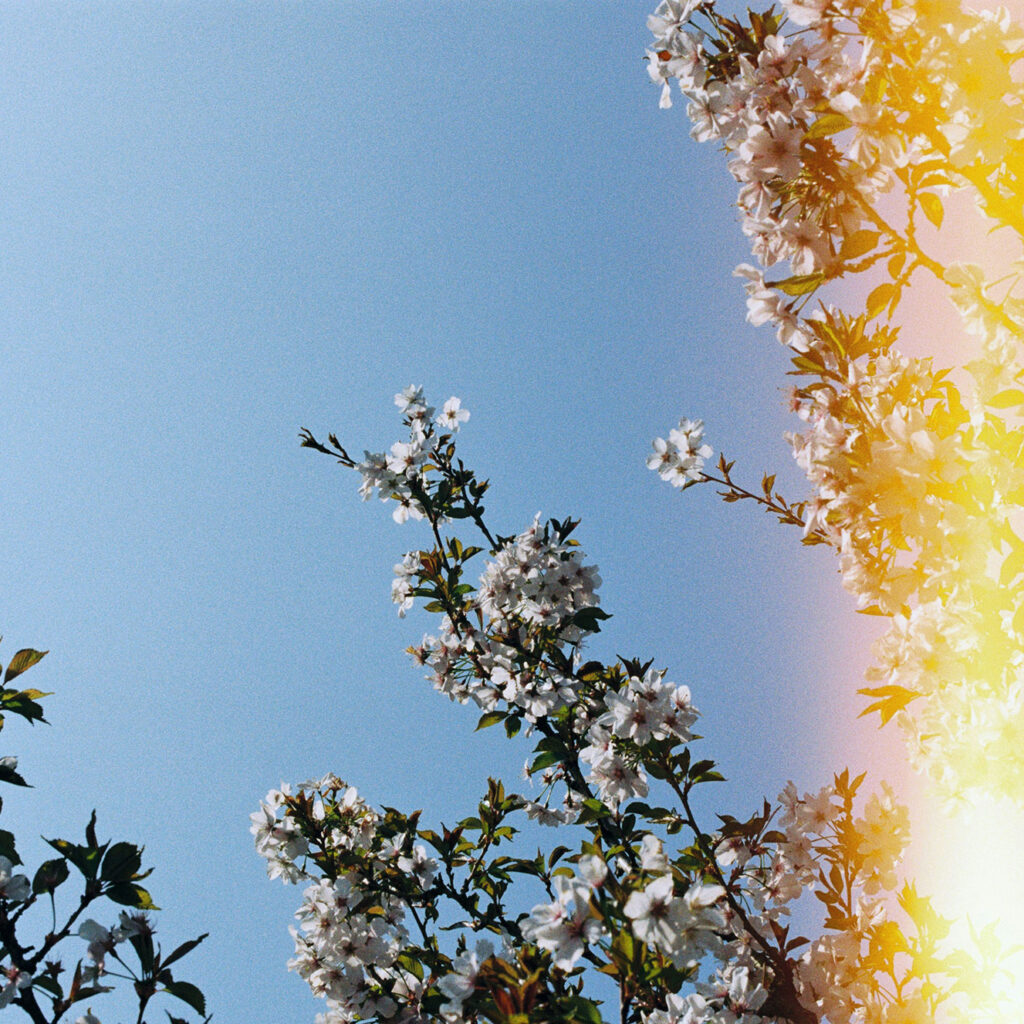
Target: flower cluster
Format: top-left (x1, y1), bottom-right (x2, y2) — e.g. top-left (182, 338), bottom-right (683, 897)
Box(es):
top-left (274, 390), bottom-right (1014, 1024)
top-left (580, 668), bottom-right (698, 807)
top-left (355, 386), bottom-right (469, 525)
top-left (412, 513), bottom-right (604, 723)
top-left (520, 868), bottom-right (608, 971)
top-left (647, 419), bottom-right (713, 489)
top-left (647, 0), bottom-right (1024, 808)
top-left (258, 716), bottom-right (990, 1024)
top-left (252, 775), bottom-right (440, 1024)
top-left (476, 516), bottom-right (602, 636)
top-left (256, 0), bottom-right (1024, 1018)
top-left (648, 0), bottom-right (875, 321)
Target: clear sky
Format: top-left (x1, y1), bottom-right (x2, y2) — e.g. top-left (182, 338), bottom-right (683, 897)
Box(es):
top-left (1, 4), bottom-right (908, 1022)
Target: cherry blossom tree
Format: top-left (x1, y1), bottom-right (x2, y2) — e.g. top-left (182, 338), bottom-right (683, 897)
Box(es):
top-left (255, 1), bottom-right (1024, 1022)
top-left (0, 647), bottom-right (209, 1024)
top-left (646, 0), bottom-right (1024, 805)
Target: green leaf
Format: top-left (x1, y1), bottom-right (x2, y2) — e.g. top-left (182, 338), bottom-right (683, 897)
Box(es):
top-left (504, 858), bottom-right (542, 877)
top-left (575, 798), bottom-right (609, 824)
top-left (162, 980), bottom-right (206, 1016)
top-left (32, 857), bottom-right (69, 895)
top-left (840, 230), bottom-right (880, 261)
top-left (919, 192), bottom-right (944, 229)
top-left (161, 934), bottom-right (209, 971)
top-left (0, 762), bottom-right (29, 787)
top-left (106, 882), bottom-right (159, 909)
top-left (30, 974), bottom-right (63, 999)
top-left (988, 389), bottom-right (1024, 409)
top-left (45, 838), bottom-right (101, 880)
top-left (564, 996), bottom-right (603, 1024)
top-left (569, 607), bottom-right (611, 633)
top-left (534, 735), bottom-right (565, 755)
top-left (866, 282), bottom-right (895, 319)
top-left (132, 930), bottom-right (157, 976)
top-left (0, 829), bottom-right (19, 865)
top-left (4, 649), bottom-right (47, 684)
top-left (611, 927), bottom-right (635, 964)
top-left (0, 690), bottom-right (49, 724)
top-left (767, 272), bottom-right (826, 296)
top-left (858, 684), bottom-right (921, 725)
top-left (475, 711), bottom-right (505, 731)
top-left (101, 842), bottom-right (143, 883)
top-left (548, 846), bottom-right (570, 868)
top-left (804, 112), bottom-right (850, 139)
top-left (529, 750), bottom-right (562, 774)
top-left (396, 953), bottom-right (424, 981)
top-left (688, 758), bottom-right (724, 784)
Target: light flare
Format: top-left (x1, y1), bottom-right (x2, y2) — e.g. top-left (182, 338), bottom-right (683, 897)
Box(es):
top-left (908, 793), bottom-right (1024, 1013)
top-left (842, 3), bottom-right (1024, 1014)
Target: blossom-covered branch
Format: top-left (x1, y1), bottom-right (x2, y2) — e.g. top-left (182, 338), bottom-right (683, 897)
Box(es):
top-left (0, 645), bottom-right (209, 1024)
top-left (255, 391), bottom-right (1006, 1024)
top-left (646, 0), bottom-right (1024, 805)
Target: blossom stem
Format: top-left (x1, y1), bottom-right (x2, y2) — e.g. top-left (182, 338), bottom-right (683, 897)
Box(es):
top-left (662, 766), bottom-right (816, 1023)
top-left (699, 472), bottom-right (823, 538)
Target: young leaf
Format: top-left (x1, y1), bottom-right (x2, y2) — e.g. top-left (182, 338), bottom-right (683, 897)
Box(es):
top-left (840, 230), bottom-right (880, 261)
top-left (33, 857), bottom-right (69, 894)
top-left (804, 112), bottom-right (851, 138)
top-left (528, 750), bottom-right (562, 774)
top-left (106, 881), bottom-right (159, 909)
top-left (162, 981), bottom-right (207, 1017)
top-left (475, 711), bottom-right (505, 731)
top-left (4, 649), bottom-right (47, 684)
top-left (768, 272), bottom-right (826, 296)
top-left (919, 192), bottom-right (944, 229)
top-left (866, 282), bottom-right (895, 319)
top-left (161, 934), bottom-right (209, 971)
top-left (857, 684), bottom-right (921, 725)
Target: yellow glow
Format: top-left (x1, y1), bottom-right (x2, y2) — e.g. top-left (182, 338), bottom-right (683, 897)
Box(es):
top-left (835, 3), bottom-right (1024, 1016)
top-left (908, 793), bottom-right (1024, 1014)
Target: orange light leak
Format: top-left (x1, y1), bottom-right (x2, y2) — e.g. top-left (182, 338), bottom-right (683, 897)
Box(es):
top-left (831, 2), bottom-right (1024, 1016)
top-left (911, 0), bottom-right (1024, 1009)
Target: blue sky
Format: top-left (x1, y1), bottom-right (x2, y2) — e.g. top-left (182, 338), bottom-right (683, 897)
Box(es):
top-left (1, 4), bottom-right (908, 1021)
